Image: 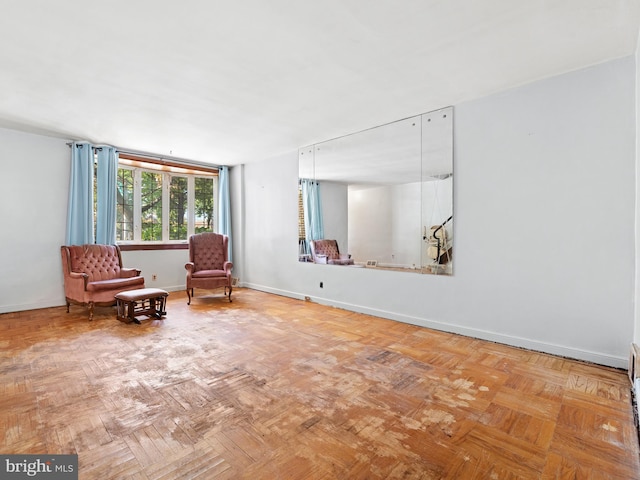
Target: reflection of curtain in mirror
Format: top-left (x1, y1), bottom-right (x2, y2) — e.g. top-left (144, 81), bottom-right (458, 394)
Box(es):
top-left (300, 178), bottom-right (324, 255)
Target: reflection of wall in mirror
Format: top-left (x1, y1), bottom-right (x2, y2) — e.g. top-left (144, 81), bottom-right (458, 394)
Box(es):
top-left (348, 183), bottom-right (422, 269)
top-left (348, 185), bottom-right (392, 265)
top-left (319, 181), bottom-right (348, 258)
top-left (391, 182), bottom-right (421, 268)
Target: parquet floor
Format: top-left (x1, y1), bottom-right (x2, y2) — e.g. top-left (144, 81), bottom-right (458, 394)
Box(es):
top-left (1, 288), bottom-right (639, 479)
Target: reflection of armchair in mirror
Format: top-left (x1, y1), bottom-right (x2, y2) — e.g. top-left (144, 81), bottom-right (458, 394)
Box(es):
top-left (310, 239), bottom-right (354, 265)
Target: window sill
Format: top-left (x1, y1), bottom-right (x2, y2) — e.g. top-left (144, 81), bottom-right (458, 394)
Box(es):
top-left (118, 243), bottom-right (188, 251)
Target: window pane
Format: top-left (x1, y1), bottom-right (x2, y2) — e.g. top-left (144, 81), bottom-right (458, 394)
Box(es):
top-left (116, 168), bottom-right (134, 241)
top-left (169, 176), bottom-right (188, 240)
top-left (141, 171), bottom-right (163, 241)
top-left (195, 177), bottom-right (214, 233)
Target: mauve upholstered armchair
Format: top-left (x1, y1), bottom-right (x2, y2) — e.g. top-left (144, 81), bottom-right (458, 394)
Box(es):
top-left (61, 244), bottom-right (145, 320)
top-left (185, 232), bottom-right (233, 304)
top-left (309, 239), bottom-right (354, 265)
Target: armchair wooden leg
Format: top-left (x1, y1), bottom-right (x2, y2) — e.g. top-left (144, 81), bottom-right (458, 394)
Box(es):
top-left (88, 302), bottom-right (94, 321)
top-left (186, 288), bottom-right (192, 305)
top-left (228, 285), bottom-right (232, 302)
top-left (66, 301), bottom-right (70, 313)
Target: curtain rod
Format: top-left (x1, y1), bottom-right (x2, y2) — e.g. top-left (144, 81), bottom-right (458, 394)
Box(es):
top-left (66, 141), bottom-right (224, 170)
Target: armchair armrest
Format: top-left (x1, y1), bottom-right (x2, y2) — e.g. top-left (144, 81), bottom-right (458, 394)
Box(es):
top-left (120, 267), bottom-right (141, 278)
top-left (64, 271), bottom-right (89, 300)
top-left (68, 271), bottom-right (89, 289)
top-left (315, 255), bottom-right (328, 264)
top-left (185, 262), bottom-right (195, 274)
top-left (223, 261), bottom-right (233, 275)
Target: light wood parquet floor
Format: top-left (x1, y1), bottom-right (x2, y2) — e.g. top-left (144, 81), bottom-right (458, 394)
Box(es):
top-left (1, 288), bottom-right (639, 479)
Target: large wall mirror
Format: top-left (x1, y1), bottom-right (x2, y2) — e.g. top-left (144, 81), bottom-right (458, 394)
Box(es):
top-left (298, 106), bottom-right (453, 275)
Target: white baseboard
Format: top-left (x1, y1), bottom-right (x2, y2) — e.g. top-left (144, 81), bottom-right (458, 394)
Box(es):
top-left (243, 283), bottom-right (309, 301)
top-left (154, 284), bottom-right (187, 293)
top-left (244, 283), bottom-right (628, 369)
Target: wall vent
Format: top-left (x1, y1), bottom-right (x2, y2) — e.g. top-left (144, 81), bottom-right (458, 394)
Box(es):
top-left (366, 260), bottom-right (378, 267)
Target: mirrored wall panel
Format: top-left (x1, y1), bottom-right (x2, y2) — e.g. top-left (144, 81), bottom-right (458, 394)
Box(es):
top-left (298, 106), bottom-right (453, 275)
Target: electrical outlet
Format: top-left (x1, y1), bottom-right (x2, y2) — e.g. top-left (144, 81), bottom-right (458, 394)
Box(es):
top-left (152, 274), bottom-right (157, 281)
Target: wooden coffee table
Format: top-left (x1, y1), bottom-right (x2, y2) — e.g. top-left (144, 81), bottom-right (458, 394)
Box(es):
top-left (115, 288), bottom-right (168, 324)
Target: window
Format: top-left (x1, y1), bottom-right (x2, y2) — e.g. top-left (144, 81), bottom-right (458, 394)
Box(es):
top-left (117, 155), bottom-right (218, 243)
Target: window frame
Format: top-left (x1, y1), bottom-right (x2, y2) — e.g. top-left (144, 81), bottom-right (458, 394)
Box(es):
top-left (116, 154), bottom-right (219, 250)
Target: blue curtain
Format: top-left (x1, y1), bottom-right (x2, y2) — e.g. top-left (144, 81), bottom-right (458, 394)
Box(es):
top-left (96, 146), bottom-right (118, 244)
top-left (66, 142), bottom-right (94, 245)
top-left (218, 166), bottom-right (232, 262)
top-left (301, 178), bottom-right (324, 252)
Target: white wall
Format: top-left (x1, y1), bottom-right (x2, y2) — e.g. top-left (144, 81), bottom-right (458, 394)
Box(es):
top-left (121, 249), bottom-right (189, 293)
top-left (242, 153), bottom-right (299, 289)
top-left (0, 128), bottom-right (70, 313)
top-left (242, 56), bottom-right (636, 368)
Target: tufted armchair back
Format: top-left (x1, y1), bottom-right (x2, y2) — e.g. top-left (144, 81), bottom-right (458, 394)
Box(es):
top-left (67, 244), bottom-right (122, 282)
top-left (311, 239), bottom-right (341, 260)
top-left (189, 233), bottom-right (229, 271)
top-left (310, 239), bottom-right (354, 265)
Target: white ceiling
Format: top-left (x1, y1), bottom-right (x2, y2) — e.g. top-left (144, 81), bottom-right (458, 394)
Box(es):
top-left (0, 0), bottom-right (638, 166)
